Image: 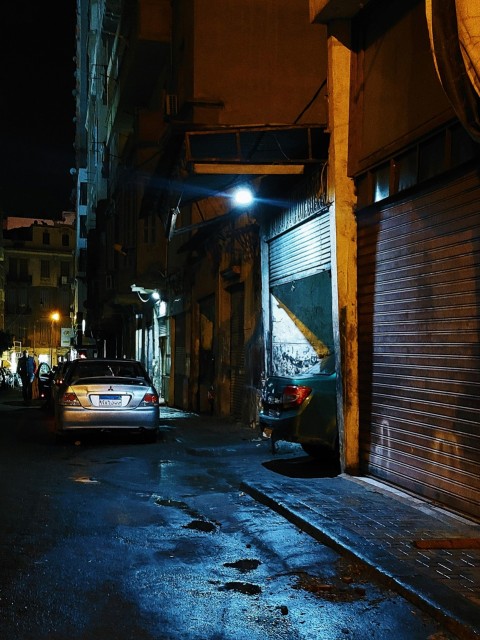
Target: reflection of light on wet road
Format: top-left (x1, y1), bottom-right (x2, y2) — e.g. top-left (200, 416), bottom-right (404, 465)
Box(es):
top-left (160, 407), bottom-right (197, 419)
top-left (72, 476), bottom-right (99, 484)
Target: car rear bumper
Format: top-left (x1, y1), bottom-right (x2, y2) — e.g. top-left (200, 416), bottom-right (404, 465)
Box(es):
top-left (259, 409), bottom-right (337, 449)
top-left (259, 411), bottom-right (297, 438)
top-left (56, 406), bottom-right (159, 432)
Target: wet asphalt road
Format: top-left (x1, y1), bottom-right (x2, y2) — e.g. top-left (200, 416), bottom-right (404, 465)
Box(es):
top-left (0, 397), bottom-right (459, 640)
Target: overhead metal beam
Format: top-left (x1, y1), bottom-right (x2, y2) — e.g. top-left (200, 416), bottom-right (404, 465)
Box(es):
top-left (192, 163), bottom-right (305, 175)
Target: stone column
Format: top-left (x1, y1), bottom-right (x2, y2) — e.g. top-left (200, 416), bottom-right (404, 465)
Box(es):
top-left (327, 21), bottom-right (359, 474)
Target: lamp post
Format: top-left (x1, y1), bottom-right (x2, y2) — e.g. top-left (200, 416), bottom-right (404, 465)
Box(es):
top-left (50, 312), bottom-right (60, 366)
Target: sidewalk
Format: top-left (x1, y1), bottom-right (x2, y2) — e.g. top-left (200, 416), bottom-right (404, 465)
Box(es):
top-left (241, 473), bottom-right (480, 640)
top-left (162, 408), bottom-right (480, 640)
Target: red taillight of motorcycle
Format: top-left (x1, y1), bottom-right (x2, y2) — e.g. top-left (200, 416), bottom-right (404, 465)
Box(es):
top-left (282, 385), bottom-right (311, 407)
top-left (142, 393), bottom-right (159, 406)
top-left (60, 391), bottom-right (81, 406)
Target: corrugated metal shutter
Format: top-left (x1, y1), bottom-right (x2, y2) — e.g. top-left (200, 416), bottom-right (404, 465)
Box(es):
top-left (174, 313), bottom-right (186, 408)
top-left (230, 284), bottom-right (245, 420)
top-left (357, 170), bottom-right (480, 519)
top-left (269, 213), bottom-right (331, 286)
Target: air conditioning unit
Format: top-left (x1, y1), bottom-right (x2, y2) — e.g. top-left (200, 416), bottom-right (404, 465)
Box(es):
top-left (165, 94), bottom-right (178, 117)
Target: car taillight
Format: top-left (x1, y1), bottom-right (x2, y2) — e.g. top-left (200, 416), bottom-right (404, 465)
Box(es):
top-left (282, 385), bottom-right (311, 407)
top-left (141, 393), bottom-right (159, 406)
top-left (60, 391), bottom-right (81, 406)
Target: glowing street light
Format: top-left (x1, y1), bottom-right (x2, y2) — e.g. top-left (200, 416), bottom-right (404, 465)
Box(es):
top-left (232, 186), bottom-right (254, 207)
top-left (50, 312), bottom-right (60, 366)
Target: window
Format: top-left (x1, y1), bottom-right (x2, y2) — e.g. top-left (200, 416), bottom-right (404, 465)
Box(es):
top-left (80, 181), bottom-right (87, 205)
top-left (80, 215), bottom-right (87, 238)
top-left (40, 260), bottom-right (50, 279)
top-left (395, 148), bottom-right (418, 192)
top-left (373, 163), bottom-right (390, 203)
top-left (78, 249), bottom-right (87, 273)
top-left (19, 259), bottom-right (28, 278)
top-left (8, 258), bottom-right (17, 278)
top-left (418, 133), bottom-right (445, 182)
top-left (355, 122), bottom-right (480, 208)
top-left (7, 258), bottom-right (29, 282)
top-left (42, 231), bottom-right (50, 245)
top-left (62, 233), bottom-right (70, 247)
top-left (143, 216), bottom-right (156, 244)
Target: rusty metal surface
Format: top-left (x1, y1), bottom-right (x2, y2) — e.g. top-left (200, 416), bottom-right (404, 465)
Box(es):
top-left (357, 170), bottom-right (480, 519)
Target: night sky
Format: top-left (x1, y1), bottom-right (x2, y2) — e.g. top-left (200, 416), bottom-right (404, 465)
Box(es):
top-left (0, 2), bottom-right (77, 219)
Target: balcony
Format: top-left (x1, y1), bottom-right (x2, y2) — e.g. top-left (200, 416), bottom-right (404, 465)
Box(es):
top-left (106, 0), bottom-right (172, 137)
top-left (6, 274), bottom-right (32, 284)
top-left (310, 0), bottom-right (372, 22)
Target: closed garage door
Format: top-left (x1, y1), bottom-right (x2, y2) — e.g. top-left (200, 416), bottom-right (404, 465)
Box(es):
top-left (357, 170), bottom-right (480, 519)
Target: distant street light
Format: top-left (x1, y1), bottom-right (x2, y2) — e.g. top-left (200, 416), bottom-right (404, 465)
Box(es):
top-left (50, 312), bottom-right (60, 366)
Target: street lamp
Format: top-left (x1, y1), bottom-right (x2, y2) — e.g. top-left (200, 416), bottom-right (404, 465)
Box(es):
top-left (232, 186), bottom-right (254, 207)
top-left (50, 312), bottom-right (60, 366)
top-left (130, 285), bottom-right (161, 304)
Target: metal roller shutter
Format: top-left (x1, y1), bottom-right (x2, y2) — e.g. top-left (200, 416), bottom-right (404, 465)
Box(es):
top-left (174, 313), bottom-right (186, 408)
top-left (357, 170), bottom-right (480, 519)
top-left (230, 284), bottom-right (245, 421)
top-left (269, 213), bottom-right (331, 286)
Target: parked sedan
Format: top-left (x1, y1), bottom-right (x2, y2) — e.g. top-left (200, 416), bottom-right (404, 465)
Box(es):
top-left (35, 361), bottom-right (54, 405)
top-left (53, 358), bottom-right (160, 442)
top-left (259, 354), bottom-right (337, 458)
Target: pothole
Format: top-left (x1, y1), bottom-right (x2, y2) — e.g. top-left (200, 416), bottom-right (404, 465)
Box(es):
top-left (183, 519), bottom-right (217, 533)
top-left (224, 559), bottom-right (261, 573)
top-left (153, 497), bottom-right (199, 519)
top-left (220, 582), bottom-right (262, 595)
top-left (155, 497), bottom-right (189, 509)
top-left (292, 571), bottom-right (366, 602)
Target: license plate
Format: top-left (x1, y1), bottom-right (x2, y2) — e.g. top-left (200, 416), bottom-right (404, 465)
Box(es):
top-left (99, 395), bottom-right (122, 407)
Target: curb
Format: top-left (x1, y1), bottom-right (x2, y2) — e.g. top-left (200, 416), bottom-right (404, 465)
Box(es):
top-left (241, 480), bottom-right (480, 640)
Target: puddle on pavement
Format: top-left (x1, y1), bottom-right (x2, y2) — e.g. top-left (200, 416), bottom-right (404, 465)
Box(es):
top-left (220, 581), bottom-right (262, 595)
top-left (292, 570), bottom-right (366, 602)
top-left (154, 497), bottom-right (200, 520)
top-left (155, 497), bottom-right (189, 509)
top-left (153, 495), bottom-right (219, 533)
top-left (183, 519), bottom-right (217, 533)
top-left (224, 559), bottom-right (261, 573)
top-left (72, 476), bottom-right (99, 484)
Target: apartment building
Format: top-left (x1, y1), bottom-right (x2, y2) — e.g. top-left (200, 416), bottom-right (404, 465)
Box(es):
top-left (3, 215), bottom-right (76, 366)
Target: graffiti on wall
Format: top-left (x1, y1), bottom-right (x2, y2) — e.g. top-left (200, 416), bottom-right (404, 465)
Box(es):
top-left (271, 294), bottom-right (330, 376)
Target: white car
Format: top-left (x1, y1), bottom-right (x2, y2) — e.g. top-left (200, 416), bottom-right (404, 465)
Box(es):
top-left (54, 358), bottom-right (160, 442)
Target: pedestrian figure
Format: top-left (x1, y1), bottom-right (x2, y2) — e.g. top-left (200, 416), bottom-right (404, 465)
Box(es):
top-left (16, 350), bottom-right (36, 404)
